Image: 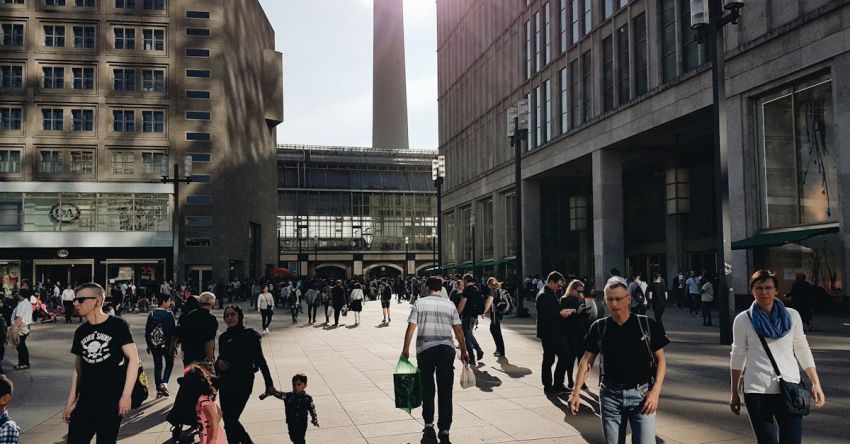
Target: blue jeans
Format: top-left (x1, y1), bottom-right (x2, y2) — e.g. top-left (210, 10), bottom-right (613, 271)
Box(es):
top-left (461, 317), bottom-right (482, 361)
top-left (600, 384), bottom-right (656, 444)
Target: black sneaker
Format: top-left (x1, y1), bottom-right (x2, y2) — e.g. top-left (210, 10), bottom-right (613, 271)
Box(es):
top-left (476, 349), bottom-right (484, 361)
top-left (543, 386), bottom-right (558, 396)
top-left (553, 384), bottom-right (569, 394)
top-left (438, 429), bottom-right (450, 443)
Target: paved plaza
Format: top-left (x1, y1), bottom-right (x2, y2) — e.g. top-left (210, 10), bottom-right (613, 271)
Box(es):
top-left (7, 300), bottom-right (850, 443)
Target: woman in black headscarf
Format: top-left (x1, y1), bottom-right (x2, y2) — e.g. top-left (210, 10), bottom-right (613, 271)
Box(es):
top-left (216, 305), bottom-right (277, 443)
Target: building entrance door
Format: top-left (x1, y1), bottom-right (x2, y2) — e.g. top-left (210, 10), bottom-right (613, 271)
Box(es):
top-left (33, 259), bottom-right (94, 287)
top-left (689, 251), bottom-right (718, 277)
top-left (187, 265), bottom-right (213, 291)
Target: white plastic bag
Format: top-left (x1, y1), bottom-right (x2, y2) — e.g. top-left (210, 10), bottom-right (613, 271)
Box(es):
top-left (460, 364), bottom-right (476, 389)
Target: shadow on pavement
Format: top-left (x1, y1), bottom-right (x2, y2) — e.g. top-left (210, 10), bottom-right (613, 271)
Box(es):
top-left (345, 324), bottom-right (359, 329)
top-left (375, 322), bottom-right (389, 328)
top-left (493, 356), bottom-right (532, 379)
top-left (471, 366), bottom-right (502, 392)
top-left (547, 389), bottom-right (605, 444)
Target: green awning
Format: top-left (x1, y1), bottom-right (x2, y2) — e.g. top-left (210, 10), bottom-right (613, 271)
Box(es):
top-left (731, 226), bottom-right (839, 250)
top-left (478, 259), bottom-right (497, 267)
top-left (442, 263), bottom-right (457, 269)
top-left (456, 262), bottom-right (474, 269)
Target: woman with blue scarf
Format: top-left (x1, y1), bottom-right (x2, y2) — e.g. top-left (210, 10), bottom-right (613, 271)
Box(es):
top-left (729, 270), bottom-right (826, 443)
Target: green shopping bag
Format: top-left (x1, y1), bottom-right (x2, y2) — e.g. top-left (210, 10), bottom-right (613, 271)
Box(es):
top-left (393, 356), bottom-right (422, 412)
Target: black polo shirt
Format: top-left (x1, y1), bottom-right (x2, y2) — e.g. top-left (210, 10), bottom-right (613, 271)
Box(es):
top-left (584, 315), bottom-right (669, 385)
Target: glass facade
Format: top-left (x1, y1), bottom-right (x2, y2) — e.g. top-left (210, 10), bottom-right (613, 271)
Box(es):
top-left (0, 192), bottom-right (169, 232)
top-left (278, 190), bottom-right (436, 252)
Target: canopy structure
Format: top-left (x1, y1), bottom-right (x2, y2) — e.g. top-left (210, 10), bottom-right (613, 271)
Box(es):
top-left (731, 225), bottom-right (839, 250)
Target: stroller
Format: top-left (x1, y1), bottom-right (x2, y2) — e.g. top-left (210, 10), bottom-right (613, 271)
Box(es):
top-left (32, 298), bottom-right (58, 323)
top-left (166, 364), bottom-right (217, 443)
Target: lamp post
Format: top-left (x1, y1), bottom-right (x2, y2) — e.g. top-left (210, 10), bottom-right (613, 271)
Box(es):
top-left (404, 235), bottom-right (410, 276)
top-left (161, 155), bottom-right (193, 283)
top-left (314, 235), bottom-right (319, 278)
top-left (690, 0), bottom-right (743, 345)
top-left (432, 156), bottom-right (446, 275)
top-left (470, 213), bottom-right (476, 281)
top-left (507, 98), bottom-right (530, 317)
top-left (431, 226), bottom-right (437, 276)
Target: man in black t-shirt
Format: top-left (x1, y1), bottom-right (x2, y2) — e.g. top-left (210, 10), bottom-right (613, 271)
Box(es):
top-left (457, 274), bottom-right (485, 365)
top-left (174, 292), bottom-right (218, 367)
top-left (568, 277), bottom-right (669, 443)
top-left (64, 282), bottom-right (139, 443)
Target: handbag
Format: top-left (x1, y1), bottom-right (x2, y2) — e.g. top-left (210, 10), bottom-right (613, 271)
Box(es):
top-left (748, 312), bottom-right (812, 416)
top-left (460, 363), bottom-right (476, 389)
top-left (131, 363), bottom-right (150, 409)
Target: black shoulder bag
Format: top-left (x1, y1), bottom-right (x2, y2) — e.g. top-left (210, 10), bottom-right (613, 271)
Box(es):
top-left (747, 312), bottom-right (811, 416)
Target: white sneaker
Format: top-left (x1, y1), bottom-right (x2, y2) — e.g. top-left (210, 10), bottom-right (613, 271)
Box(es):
top-left (264, 328), bottom-right (270, 334)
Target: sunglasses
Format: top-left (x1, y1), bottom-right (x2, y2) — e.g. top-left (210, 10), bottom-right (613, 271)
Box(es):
top-left (73, 296), bottom-right (97, 304)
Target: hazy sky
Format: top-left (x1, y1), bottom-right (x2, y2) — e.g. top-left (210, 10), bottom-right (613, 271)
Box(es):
top-left (257, 0), bottom-right (438, 149)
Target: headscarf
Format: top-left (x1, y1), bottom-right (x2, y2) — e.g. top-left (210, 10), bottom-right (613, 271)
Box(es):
top-left (750, 299), bottom-right (792, 339)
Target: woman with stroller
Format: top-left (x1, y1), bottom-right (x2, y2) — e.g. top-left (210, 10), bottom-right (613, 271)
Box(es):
top-left (216, 305), bottom-right (277, 443)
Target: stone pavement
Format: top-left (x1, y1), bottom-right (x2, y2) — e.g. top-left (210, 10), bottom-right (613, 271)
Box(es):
top-left (7, 298), bottom-right (850, 443)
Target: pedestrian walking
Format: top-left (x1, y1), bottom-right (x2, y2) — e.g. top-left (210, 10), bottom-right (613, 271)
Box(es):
top-left (216, 305), bottom-right (277, 443)
top-left (174, 292), bottom-right (218, 367)
top-left (457, 274), bottom-right (485, 365)
top-left (701, 273), bottom-right (714, 327)
top-left (10, 292), bottom-right (32, 370)
top-left (303, 284), bottom-right (320, 324)
top-left (261, 373), bottom-right (319, 444)
top-left (181, 364), bottom-right (226, 444)
top-left (349, 283), bottom-right (365, 325)
top-left (686, 271), bottom-right (701, 315)
top-left (61, 284), bottom-right (75, 323)
top-left (287, 285), bottom-right (300, 324)
top-left (64, 283), bottom-right (139, 443)
top-left (331, 281), bottom-right (346, 326)
top-left (535, 271), bottom-right (572, 395)
top-left (569, 276), bottom-right (670, 443)
top-left (0, 375), bottom-right (21, 443)
top-left (673, 270), bottom-right (686, 309)
top-left (401, 277), bottom-right (468, 443)
top-left (258, 286), bottom-right (275, 333)
top-left (380, 281), bottom-right (392, 323)
top-left (145, 293), bottom-right (176, 398)
top-left (647, 273), bottom-right (668, 331)
top-left (729, 270), bottom-right (826, 444)
top-left (628, 272), bottom-right (648, 315)
top-left (485, 277), bottom-right (507, 358)
top-left (788, 273), bottom-right (815, 331)
top-left (560, 279), bottom-right (590, 390)
top-left (322, 285), bottom-right (332, 324)
top-left (0, 299), bottom-right (7, 374)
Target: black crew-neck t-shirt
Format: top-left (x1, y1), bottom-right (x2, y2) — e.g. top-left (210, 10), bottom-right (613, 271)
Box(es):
top-left (584, 315), bottom-right (669, 385)
top-left (71, 315), bottom-right (134, 404)
top-left (176, 309), bottom-right (218, 364)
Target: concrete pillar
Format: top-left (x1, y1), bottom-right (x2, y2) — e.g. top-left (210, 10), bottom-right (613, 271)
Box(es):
top-left (353, 260), bottom-right (363, 276)
top-left (726, 94), bottom-right (752, 295)
top-left (831, 54), bottom-right (850, 295)
top-left (663, 158), bottom-right (685, 282)
top-left (522, 180), bottom-right (542, 277)
top-left (592, 149), bottom-right (625, 287)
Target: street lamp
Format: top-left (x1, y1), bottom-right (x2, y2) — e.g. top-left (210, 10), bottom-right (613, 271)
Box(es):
top-left (404, 235), bottom-right (410, 276)
top-left (690, 0), bottom-right (743, 345)
top-left (431, 226), bottom-right (437, 276)
top-left (470, 212), bottom-right (476, 281)
top-left (161, 155), bottom-right (192, 282)
top-left (314, 235), bottom-right (319, 278)
top-left (432, 155), bottom-right (446, 275)
top-left (507, 98), bottom-right (530, 317)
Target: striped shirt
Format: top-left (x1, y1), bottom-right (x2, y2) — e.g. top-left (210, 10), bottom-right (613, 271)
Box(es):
top-left (408, 295), bottom-right (461, 353)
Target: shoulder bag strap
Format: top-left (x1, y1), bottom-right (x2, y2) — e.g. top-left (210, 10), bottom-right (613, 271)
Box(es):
top-left (597, 318), bottom-right (607, 386)
top-left (747, 311), bottom-right (783, 379)
top-left (637, 315), bottom-right (656, 367)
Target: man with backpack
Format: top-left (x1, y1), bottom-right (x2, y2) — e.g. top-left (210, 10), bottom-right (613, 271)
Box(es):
top-left (145, 294), bottom-right (176, 398)
top-left (628, 272), bottom-right (648, 315)
top-left (568, 277), bottom-right (669, 443)
top-left (457, 274), bottom-right (485, 365)
top-left (485, 277), bottom-right (510, 358)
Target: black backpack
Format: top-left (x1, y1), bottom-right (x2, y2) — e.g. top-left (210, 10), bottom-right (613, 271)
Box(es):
top-left (632, 283), bottom-right (646, 304)
top-left (146, 312), bottom-right (170, 350)
top-left (495, 289), bottom-right (513, 316)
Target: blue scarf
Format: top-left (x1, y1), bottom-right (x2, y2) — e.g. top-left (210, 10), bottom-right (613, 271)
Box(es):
top-left (750, 299), bottom-right (792, 339)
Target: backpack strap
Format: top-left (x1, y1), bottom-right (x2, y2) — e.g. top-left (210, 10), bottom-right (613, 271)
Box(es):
top-left (597, 317), bottom-right (608, 387)
top-left (636, 314), bottom-right (657, 369)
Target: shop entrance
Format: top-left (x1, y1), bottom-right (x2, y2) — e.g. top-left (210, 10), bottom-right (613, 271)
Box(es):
top-left (187, 265), bottom-right (213, 291)
top-left (106, 260), bottom-right (165, 297)
top-left (33, 260), bottom-right (94, 287)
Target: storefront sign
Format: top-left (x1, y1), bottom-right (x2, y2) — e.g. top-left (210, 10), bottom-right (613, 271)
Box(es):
top-left (57, 249), bottom-right (70, 258)
top-left (49, 203), bottom-right (82, 224)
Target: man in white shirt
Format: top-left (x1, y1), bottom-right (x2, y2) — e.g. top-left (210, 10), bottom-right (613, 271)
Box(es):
top-left (685, 272), bottom-right (701, 315)
top-left (11, 291), bottom-right (33, 369)
top-left (61, 284), bottom-right (77, 323)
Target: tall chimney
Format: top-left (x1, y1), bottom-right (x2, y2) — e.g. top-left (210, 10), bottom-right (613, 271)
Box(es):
top-left (373, 0), bottom-right (409, 149)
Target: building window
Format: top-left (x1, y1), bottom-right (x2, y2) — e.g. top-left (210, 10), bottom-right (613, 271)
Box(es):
top-left (113, 110), bottom-right (135, 132)
top-left (185, 48), bottom-right (209, 57)
top-left (70, 150), bottom-right (94, 175)
top-left (758, 77), bottom-right (837, 229)
top-left (142, 69), bottom-right (164, 92)
top-left (185, 90), bottom-right (210, 99)
top-left (0, 149), bottom-right (21, 173)
top-left (544, 79), bottom-right (552, 142)
top-left (571, 0), bottom-right (579, 42)
top-left (1, 24), bottom-right (24, 47)
top-left (186, 195), bottom-right (211, 205)
top-left (72, 67), bottom-right (94, 89)
top-left (142, 28), bottom-right (164, 51)
top-left (142, 0), bottom-right (163, 10)
top-left (604, 0), bottom-right (614, 18)
top-left (544, 3), bottom-right (551, 65)
top-left (660, 0), bottom-right (676, 82)
top-left (115, 0), bottom-right (135, 8)
top-left (142, 110), bottom-right (164, 132)
top-left (185, 111), bottom-right (210, 120)
top-left (186, 10), bottom-right (209, 19)
top-left (583, 0), bottom-right (591, 34)
top-left (0, 107), bottom-right (22, 130)
top-left (504, 192), bottom-right (516, 256)
top-left (570, 60), bottom-right (579, 129)
top-left (186, 132), bottom-right (210, 141)
top-left (142, 151), bottom-right (166, 174)
top-left (0, 65), bottom-right (23, 88)
top-left (559, 68), bottom-right (568, 133)
top-left (42, 66), bottom-right (64, 88)
top-left (189, 153), bottom-right (210, 162)
top-left (185, 28), bottom-right (210, 37)
top-left (680, 0), bottom-right (700, 73)
top-left (73, 26), bottom-right (95, 48)
top-left (190, 174), bottom-right (210, 183)
top-left (2, 0), bottom-right (25, 4)
top-left (633, 13), bottom-right (647, 96)
top-left (186, 69), bottom-right (210, 78)
top-left (559, 0), bottom-right (568, 51)
top-left (617, 25), bottom-right (630, 105)
top-left (113, 68), bottom-right (135, 91)
top-left (534, 86), bottom-right (542, 148)
top-left (581, 50), bottom-right (592, 122)
top-left (39, 150), bottom-right (64, 173)
top-left (42, 108), bottom-right (63, 130)
top-left (75, 0), bottom-right (96, 6)
top-left (185, 238), bottom-right (211, 247)
top-left (71, 109), bottom-right (94, 131)
top-left (602, 36), bottom-right (614, 112)
top-left (111, 151), bottom-right (134, 174)
top-left (45, 0), bottom-right (66, 6)
top-left (114, 27), bottom-right (135, 49)
top-left (534, 12), bottom-right (541, 72)
top-left (524, 20), bottom-right (532, 79)
top-left (44, 25), bottom-right (65, 47)
top-left (185, 216), bottom-right (212, 227)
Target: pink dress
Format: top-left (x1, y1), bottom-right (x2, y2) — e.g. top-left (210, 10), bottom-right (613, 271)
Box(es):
top-left (195, 395), bottom-right (227, 444)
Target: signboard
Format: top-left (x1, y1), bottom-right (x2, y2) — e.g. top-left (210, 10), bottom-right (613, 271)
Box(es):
top-left (49, 203), bottom-right (81, 224)
top-left (57, 249), bottom-right (70, 258)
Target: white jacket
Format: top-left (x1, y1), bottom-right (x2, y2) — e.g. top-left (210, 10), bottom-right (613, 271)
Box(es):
top-left (257, 292), bottom-right (275, 310)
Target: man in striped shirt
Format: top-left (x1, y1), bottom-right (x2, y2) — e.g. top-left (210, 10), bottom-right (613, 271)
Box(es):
top-left (402, 277), bottom-right (468, 443)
